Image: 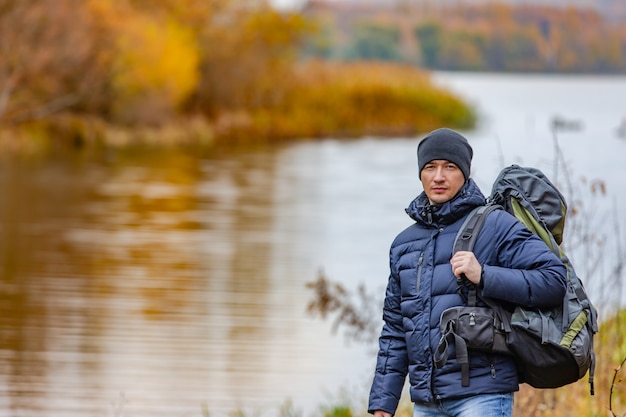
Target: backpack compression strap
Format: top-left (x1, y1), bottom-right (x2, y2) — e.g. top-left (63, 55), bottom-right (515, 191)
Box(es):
top-left (434, 321), bottom-right (470, 387)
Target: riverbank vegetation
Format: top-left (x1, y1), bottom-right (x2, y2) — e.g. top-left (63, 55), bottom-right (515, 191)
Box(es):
top-left (302, 1), bottom-right (626, 73)
top-left (0, 0), bottom-right (475, 154)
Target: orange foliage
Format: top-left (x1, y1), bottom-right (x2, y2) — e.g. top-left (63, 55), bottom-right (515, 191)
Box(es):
top-left (87, 0), bottom-right (200, 125)
top-left (212, 60), bottom-right (476, 143)
top-left (0, 0), bottom-right (476, 145)
top-left (0, 0), bottom-right (107, 123)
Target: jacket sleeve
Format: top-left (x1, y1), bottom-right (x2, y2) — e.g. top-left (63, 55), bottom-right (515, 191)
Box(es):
top-left (367, 267), bottom-right (408, 415)
top-left (478, 210), bottom-right (568, 308)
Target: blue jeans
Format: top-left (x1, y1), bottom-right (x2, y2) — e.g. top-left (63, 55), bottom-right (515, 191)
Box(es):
top-left (413, 393), bottom-right (513, 417)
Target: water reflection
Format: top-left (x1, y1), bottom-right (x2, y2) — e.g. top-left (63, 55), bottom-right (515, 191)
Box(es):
top-left (0, 150), bottom-right (369, 417)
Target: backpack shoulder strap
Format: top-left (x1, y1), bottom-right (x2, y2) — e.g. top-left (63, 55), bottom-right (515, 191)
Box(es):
top-left (454, 204), bottom-right (502, 306)
top-left (454, 204), bottom-right (502, 253)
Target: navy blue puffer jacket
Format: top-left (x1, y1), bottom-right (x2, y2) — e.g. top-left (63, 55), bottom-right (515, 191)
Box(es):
top-left (368, 179), bottom-right (567, 415)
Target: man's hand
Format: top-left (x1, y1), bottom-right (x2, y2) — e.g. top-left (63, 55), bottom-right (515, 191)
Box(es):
top-left (373, 411), bottom-right (392, 417)
top-left (450, 251), bottom-right (482, 284)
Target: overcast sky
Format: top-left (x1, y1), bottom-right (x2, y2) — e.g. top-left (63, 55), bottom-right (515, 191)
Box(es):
top-left (270, 0), bottom-right (307, 10)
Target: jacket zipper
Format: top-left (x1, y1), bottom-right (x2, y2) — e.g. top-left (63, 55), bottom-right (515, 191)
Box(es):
top-left (416, 252), bottom-right (424, 293)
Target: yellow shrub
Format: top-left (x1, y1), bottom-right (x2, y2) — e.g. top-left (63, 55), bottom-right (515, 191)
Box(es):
top-left (88, 0), bottom-right (199, 124)
top-left (116, 18), bottom-right (198, 103)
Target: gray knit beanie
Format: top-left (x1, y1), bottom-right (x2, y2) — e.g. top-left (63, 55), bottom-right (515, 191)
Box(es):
top-left (417, 128), bottom-right (473, 180)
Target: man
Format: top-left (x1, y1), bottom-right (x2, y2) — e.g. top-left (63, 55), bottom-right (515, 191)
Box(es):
top-left (367, 128), bottom-right (567, 417)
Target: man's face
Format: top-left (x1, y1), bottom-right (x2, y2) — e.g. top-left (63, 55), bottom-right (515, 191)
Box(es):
top-left (420, 160), bottom-right (466, 204)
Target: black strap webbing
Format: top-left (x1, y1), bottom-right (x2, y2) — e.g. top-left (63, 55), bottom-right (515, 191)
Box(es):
top-left (434, 323), bottom-right (471, 387)
top-left (454, 205), bottom-right (501, 254)
top-left (454, 205), bottom-right (501, 307)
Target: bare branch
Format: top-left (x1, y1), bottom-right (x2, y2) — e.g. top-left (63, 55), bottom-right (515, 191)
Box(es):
top-left (609, 356), bottom-right (626, 417)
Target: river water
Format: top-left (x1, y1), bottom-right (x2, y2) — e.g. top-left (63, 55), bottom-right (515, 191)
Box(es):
top-left (0, 72), bottom-right (625, 417)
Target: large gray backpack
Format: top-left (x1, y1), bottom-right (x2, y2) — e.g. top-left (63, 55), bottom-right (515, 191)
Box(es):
top-left (455, 165), bottom-right (598, 394)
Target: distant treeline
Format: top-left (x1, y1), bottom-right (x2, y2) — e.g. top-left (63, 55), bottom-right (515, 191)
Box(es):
top-left (0, 0), bottom-right (475, 149)
top-left (301, 1), bottom-right (626, 73)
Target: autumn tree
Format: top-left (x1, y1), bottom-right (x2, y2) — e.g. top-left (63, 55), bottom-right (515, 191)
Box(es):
top-left (192, 3), bottom-right (312, 116)
top-left (0, 0), bottom-right (106, 125)
top-left (302, 2), bottom-right (626, 73)
top-left (85, 0), bottom-right (202, 125)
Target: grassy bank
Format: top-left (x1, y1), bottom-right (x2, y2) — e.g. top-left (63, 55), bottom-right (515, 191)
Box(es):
top-left (215, 61), bottom-right (476, 143)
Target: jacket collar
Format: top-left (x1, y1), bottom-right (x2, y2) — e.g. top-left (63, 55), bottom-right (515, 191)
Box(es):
top-left (405, 179), bottom-right (486, 226)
